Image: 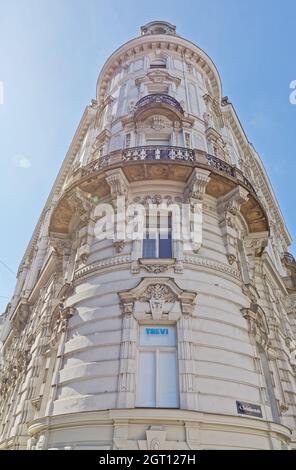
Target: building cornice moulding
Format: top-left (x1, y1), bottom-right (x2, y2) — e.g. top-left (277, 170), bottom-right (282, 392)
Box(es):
top-left (96, 35), bottom-right (222, 103)
top-left (183, 254), bottom-right (242, 281)
top-left (222, 104), bottom-right (292, 246)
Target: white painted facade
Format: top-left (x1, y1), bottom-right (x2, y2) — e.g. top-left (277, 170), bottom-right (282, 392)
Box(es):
top-left (1, 21), bottom-right (296, 450)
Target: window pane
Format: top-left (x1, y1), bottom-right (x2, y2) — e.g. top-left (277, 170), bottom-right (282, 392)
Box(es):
top-left (159, 237), bottom-right (172, 258)
top-left (143, 238), bottom-right (156, 258)
top-left (158, 351), bottom-right (179, 408)
top-left (136, 351), bottom-right (156, 407)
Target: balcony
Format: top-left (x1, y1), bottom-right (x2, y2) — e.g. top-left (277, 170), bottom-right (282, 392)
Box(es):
top-left (206, 154), bottom-right (256, 194)
top-left (52, 146), bottom-right (267, 236)
top-left (69, 147), bottom-right (257, 196)
top-left (134, 94), bottom-right (184, 115)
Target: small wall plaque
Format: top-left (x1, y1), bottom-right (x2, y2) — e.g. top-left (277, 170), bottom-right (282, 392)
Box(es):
top-left (236, 401), bottom-right (263, 418)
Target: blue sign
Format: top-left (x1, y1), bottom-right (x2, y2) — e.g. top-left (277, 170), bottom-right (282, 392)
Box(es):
top-left (146, 328), bottom-right (168, 336)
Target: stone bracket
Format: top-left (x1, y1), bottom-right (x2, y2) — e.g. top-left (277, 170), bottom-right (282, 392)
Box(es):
top-left (184, 168), bottom-right (211, 202)
top-left (105, 168), bottom-right (129, 200)
top-left (218, 186), bottom-right (249, 264)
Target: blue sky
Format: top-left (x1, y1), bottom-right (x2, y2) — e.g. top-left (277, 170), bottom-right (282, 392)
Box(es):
top-left (0, 0), bottom-right (295, 312)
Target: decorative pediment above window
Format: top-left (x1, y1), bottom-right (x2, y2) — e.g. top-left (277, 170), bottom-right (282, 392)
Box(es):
top-left (135, 70), bottom-right (181, 88)
top-left (118, 277), bottom-right (197, 321)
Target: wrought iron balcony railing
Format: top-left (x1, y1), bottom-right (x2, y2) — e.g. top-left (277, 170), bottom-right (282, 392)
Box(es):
top-left (75, 146), bottom-right (256, 195)
top-left (206, 154), bottom-right (256, 193)
top-left (122, 145), bottom-right (194, 162)
top-left (206, 154), bottom-right (236, 178)
top-left (82, 154), bottom-right (111, 174)
top-left (134, 94), bottom-right (184, 114)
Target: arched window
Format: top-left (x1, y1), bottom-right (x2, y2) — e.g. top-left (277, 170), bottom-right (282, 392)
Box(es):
top-left (150, 57), bottom-right (167, 69)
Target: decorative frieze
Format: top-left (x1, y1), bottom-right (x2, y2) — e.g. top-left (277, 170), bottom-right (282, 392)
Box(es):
top-left (133, 194), bottom-right (174, 206)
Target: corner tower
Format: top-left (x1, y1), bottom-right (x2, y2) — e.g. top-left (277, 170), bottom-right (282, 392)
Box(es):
top-left (1, 21), bottom-right (296, 450)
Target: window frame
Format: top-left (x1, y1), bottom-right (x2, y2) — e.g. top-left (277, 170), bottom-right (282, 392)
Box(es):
top-left (136, 325), bottom-right (179, 409)
top-left (142, 212), bottom-right (173, 259)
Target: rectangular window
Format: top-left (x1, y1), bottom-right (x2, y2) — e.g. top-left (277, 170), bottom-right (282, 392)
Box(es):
top-left (184, 132), bottom-right (191, 148)
top-left (150, 63), bottom-right (166, 69)
top-left (125, 133), bottom-right (131, 148)
top-left (143, 212), bottom-right (172, 259)
top-left (136, 326), bottom-right (179, 408)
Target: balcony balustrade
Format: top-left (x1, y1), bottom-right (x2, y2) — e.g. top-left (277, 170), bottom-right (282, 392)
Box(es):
top-left (54, 146), bottom-right (267, 237)
top-left (71, 146), bottom-right (256, 196)
top-left (134, 94), bottom-right (184, 114)
top-left (122, 145), bottom-right (194, 162)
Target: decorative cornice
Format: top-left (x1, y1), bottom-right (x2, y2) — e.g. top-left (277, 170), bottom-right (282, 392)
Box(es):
top-left (222, 104), bottom-right (291, 245)
top-left (96, 35), bottom-right (222, 103)
top-left (74, 254), bottom-right (131, 280)
top-left (183, 254), bottom-right (242, 280)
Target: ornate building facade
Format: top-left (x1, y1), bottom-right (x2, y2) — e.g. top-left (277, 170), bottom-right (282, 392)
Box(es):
top-left (1, 21), bottom-right (296, 450)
